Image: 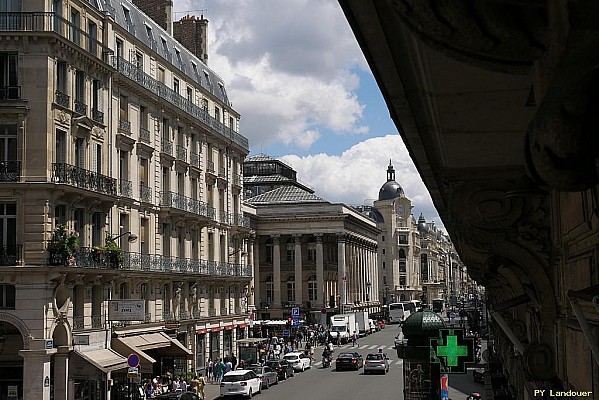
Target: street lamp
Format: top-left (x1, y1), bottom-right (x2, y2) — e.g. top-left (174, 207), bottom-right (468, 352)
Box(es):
top-left (366, 281), bottom-right (371, 302)
top-left (113, 231), bottom-right (138, 243)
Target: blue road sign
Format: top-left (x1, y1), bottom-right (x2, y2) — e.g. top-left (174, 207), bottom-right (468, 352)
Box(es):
top-left (283, 329), bottom-right (290, 337)
top-left (291, 307), bottom-right (300, 317)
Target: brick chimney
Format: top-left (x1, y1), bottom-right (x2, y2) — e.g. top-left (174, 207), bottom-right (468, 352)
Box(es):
top-left (132, 0), bottom-right (173, 34)
top-left (173, 14), bottom-right (209, 65)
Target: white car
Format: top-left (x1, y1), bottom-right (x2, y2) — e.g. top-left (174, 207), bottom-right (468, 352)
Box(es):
top-left (220, 369), bottom-right (262, 398)
top-left (283, 351), bottom-right (312, 372)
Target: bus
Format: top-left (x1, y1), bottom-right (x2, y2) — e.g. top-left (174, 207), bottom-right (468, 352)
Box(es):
top-left (388, 302), bottom-right (413, 324)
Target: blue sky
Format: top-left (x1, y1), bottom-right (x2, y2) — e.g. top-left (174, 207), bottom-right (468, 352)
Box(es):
top-left (174, 0), bottom-right (444, 230)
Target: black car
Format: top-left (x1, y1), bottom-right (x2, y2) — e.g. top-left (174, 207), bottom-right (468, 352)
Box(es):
top-left (265, 359), bottom-right (295, 380)
top-left (335, 351), bottom-right (364, 371)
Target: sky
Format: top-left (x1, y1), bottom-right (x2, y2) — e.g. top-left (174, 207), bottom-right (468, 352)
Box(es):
top-left (173, 0), bottom-right (444, 230)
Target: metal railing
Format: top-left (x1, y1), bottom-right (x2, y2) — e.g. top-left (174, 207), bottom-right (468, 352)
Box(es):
top-left (118, 118), bottom-right (131, 133)
top-left (92, 315), bottom-right (104, 329)
top-left (73, 316), bottom-right (84, 330)
top-left (220, 308), bottom-right (228, 316)
top-left (0, 12), bottom-right (111, 62)
top-left (234, 307), bottom-right (242, 315)
top-left (176, 145), bottom-right (187, 162)
top-left (207, 161), bottom-right (215, 173)
top-left (233, 174), bottom-right (242, 186)
top-left (218, 166), bottom-right (226, 177)
top-left (179, 310), bottom-right (190, 320)
top-left (160, 191), bottom-right (214, 219)
top-left (162, 312), bottom-right (175, 322)
top-left (119, 179), bottom-right (132, 197)
top-left (139, 127), bottom-right (151, 143)
top-left (231, 213), bottom-right (250, 228)
top-left (74, 99), bottom-right (87, 115)
top-left (55, 90), bottom-right (69, 107)
top-left (0, 160), bottom-right (21, 182)
top-left (145, 313), bottom-right (152, 322)
top-left (190, 152), bottom-right (201, 168)
top-left (51, 163), bottom-right (117, 196)
top-left (218, 210), bottom-right (230, 224)
top-left (0, 245), bottom-right (21, 266)
top-left (139, 184), bottom-right (152, 203)
top-left (112, 56), bottom-right (249, 150)
top-left (92, 108), bottom-right (104, 124)
top-left (192, 310), bottom-right (202, 319)
top-left (161, 137), bottom-right (173, 156)
top-left (208, 308), bottom-right (216, 317)
top-left (0, 86), bottom-right (21, 100)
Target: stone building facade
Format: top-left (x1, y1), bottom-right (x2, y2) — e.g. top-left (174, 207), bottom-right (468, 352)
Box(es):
top-left (0, 1), bottom-right (251, 399)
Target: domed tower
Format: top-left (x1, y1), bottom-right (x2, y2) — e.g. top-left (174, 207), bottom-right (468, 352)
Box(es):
top-left (378, 160), bottom-right (405, 201)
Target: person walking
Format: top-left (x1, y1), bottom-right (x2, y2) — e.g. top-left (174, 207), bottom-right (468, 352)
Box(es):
top-left (217, 358), bottom-right (226, 383)
top-left (198, 375), bottom-right (206, 400)
top-left (352, 332), bottom-right (358, 347)
top-left (207, 358), bottom-right (213, 383)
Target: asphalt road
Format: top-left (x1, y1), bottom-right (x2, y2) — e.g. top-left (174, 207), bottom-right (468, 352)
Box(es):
top-left (203, 324), bottom-right (485, 399)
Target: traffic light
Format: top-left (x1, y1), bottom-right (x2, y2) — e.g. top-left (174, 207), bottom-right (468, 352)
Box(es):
top-left (287, 317), bottom-right (292, 327)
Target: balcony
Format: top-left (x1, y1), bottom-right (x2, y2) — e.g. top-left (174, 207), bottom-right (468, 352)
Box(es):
top-left (119, 179), bottom-right (132, 197)
top-left (160, 191), bottom-right (214, 219)
top-left (207, 161), bottom-right (215, 173)
top-left (232, 213), bottom-right (250, 228)
top-left (190, 152), bottom-right (201, 168)
top-left (55, 90), bottom-right (69, 108)
top-left (0, 160), bottom-right (21, 182)
top-left (92, 315), bottom-right (104, 329)
top-left (161, 138), bottom-right (173, 156)
top-left (139, 184), bottom-right (152, 203)
top-left (192, 310), bottom-right (202, 319)
top-left (51, 163), bottom-right (117, 196)
top-left (0, 245), bottom-right (21, 266)
top-left (145, 313), bottom-right (152, 323)
top-left (139, 127), bottom-right (151, 143)
top-left (92, 108), bottom-right (104, 124)
top-left (73, 316), bottom-right (84, 331)
top-left (218, 166), bottom-right (226, 178)
top-left (179, 310), bottom-right (190, 320)
top-left (220, 308), bottom-right (228, 316)
top-left (235, 307), bottom-right (242, 315)
top-left (118, 118), bottom-right (131, 133)
top-left (111, 56), bottom-right (249, 151)
top-left (218, 210), bottom-right (230, 225)
top-left (74, 99), bottom-right (87, 115)
top-left (162, 312), bottom-right (175, 323)
top-left (176, 145), bottom-right (187, 162)
top-left (0, 12), bottom-right (111, 61)
top-left (0, 86), bottom-right (21, 100)
top-left (233, 174), bottom-right (242, 187)
top-left (208, 308), bottom-right (216, 317)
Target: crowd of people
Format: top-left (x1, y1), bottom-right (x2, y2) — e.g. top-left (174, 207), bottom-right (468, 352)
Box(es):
top-left (142, 374), bottom-right (206, 399)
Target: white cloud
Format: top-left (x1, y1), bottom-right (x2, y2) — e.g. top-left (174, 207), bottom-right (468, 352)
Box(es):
top-left (174, 0), bottom-right (369, 150)
top-left (280, 135), bottom-right (445, 230)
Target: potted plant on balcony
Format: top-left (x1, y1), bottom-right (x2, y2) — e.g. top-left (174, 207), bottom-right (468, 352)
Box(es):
top-left (100, 232), bottom-right (125, 268)
top-left (48, 224), bottom-right (79, 266)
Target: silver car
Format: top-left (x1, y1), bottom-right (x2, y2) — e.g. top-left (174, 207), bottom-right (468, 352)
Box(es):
top-left (363, 353), bottom-right (389, 374)
top-left (248, 365), bottom-right (279, 389)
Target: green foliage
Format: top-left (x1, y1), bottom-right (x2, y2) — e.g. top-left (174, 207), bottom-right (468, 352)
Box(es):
top-left (100, 232), bottom-right (125, 263)
top-left (48, 224), bottom-right (79, 257)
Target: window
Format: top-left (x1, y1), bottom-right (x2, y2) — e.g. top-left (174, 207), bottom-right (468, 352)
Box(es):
top-left (92, 143), bottom-right (102, 174)
top-left (139, 105), bottom-right (148, 130)
top-left (0, 124), bottom-right (17, 162)
top-left (307, 240), bottom-right (316, 262)
top-left (0, 285), bottom-right (16, 309)
top-left (56, 61), bottom-right (67, 94)
top-left (162, 166), bottom-right (170, 192)
top-left (162, 223), bottom-right (170, 256)
top-left (203, 71), bottom-right (211, 87)
top-left (119, 213), bottom-right (129, 250)
top-left (134, 51), bottom-right (143, 70)
top-left (122, 6), bottom-right (133, 32)
top-left (140, 218), bottom-right (148, 255)
top-left (162, 118), bottom-right (169, 138)
top-left (399, 276), bottom-right (406, 287)
top-left (0, 53), bottom-right (18, 99)
top-left (75, 70), bottom-right (85, 103)
top-left (286, 275), bottom-right (295, 302)
top-left (173, 77), bottom-right (179, 94)
top-left (307, 275), bottom-right (317, 301)
top-left (54, 205), bottom-right (66, 226)
top-left (382, 248), bottom-right (386, 255)
top-left (55, 129), bottom-right (66, 163)
top-left (214, 106), bottom-right (220, 122)
top-left (286, 239), bottom-right (294, 262)
top-left (382, 262), bottom-right (385, 269)
top-left (265, 239), bottom-right (273, 263)
top-left (0, 204), bottom-right (16, 258)
top-left (91, 212), bottom-right (103, 246)
top-left (118, 282), bottom-right (129, 300)
top-left (381, 235), bottom-right (385, 242)
top-left (116, 38), bottom-right (123, 60)
top-left (92, 80), bottom-right (102, 112)
top-left (74, 138), bottom-right (85, 168)
top-left (74, 209), bottom-right (84, 243)
top-left (187, 87), bottom-right (193, 102)
top-left (265, 276), bottom-right (273, 303)
top-left (88, 21), bottom-right (97, 54)
top-left (71, 9), bottom-right (80, 45)
top-left (119, 95), bottom-right (128, 121)
top-left (399, 249), bottom-right (406, 272)
top-left (157, 66), bottom-right (165, 83)
top-left (421, 254), bottom-right (429, 282)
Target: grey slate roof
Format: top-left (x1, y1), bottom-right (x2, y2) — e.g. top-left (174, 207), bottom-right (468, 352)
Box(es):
top-left (246, 186), bottom-right (326, 204)
top-left (244, 175), bottom-right (294, 184)
top-left (246, 154), bottom-right (276, 162)
top-left (100, 0), bottom-right (230, 105)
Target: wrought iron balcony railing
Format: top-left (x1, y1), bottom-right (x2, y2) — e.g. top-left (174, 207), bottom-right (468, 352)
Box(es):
top-left (176, 145), bottom-right (187, 162)
top-left (73, 316), bottom-right (84, 331)
top-left (192, 310), bottom-right (202, 319)
top-left (112, 56), bottom-right (249, 151)
top-left (161, 138), bottom-right (173, 156)
top-left (160, 191), bottom-right (214, 219)
top-left (220, 308), bottom-right (228, 316)
top-left (235, 307), bottom-right (242, 315)
top-left (52, 163), bottom-right (117, 196)
top-left (218, 166), bottom-right (226, 177)
top-left (218, 210), bottom-right (230, 224)
top-left (74, 99), bottom-right (87, 115)
top-left (55, 90), bottom-right (69, 108)
top-left (0, 245), bottom-right (21, 266)
top-left (140, 184), bottom-right (152, 203)
top-left (139, 127), bottom-right (151, 143)
top-left (0, 86), bottom-right (21, 100)
top-left (208, 308), bottom-right (216, 317)
top-left (207, 161), bottom-right (215, 173)
top-left (231, 213), bottom-right (250, 228)
top-left (92, 108), bottom-right (104, 124)
top-left (233, 174), bottom-right (242, 186)
top-left (118, 118), bottom-right (131, 133)
top-left (0, 160), bottom-right (21, 182)
top-left (119, 179), bottom-right (132, 197)
top-left (92, 315), bottom-right (104, 329)
top-left (190, 152), bottom-right (201, 168)
top-left (145, 312), bottom-right (152, 322)
top-left (162, 312), bottom-right (175, 322)
top-left (0, 12), bottom-right (111, 62)
top-left (179, 310), bottom-right (190, 320)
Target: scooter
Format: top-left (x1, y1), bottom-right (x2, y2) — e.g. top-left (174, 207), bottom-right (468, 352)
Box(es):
top-left (322, 355), bottom-right (332, 368)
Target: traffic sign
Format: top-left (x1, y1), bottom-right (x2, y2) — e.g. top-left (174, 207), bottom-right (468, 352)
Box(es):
top-left (291, 307), bottom-right (300, 317)
top-left (127, 354), bottom-right (140, 368)
top-left (127, 367), bottom-right (139, 378)
top-left (430, 328), bottom-right (475, 374)
top-left (282, 329), bottom-right (290, 337)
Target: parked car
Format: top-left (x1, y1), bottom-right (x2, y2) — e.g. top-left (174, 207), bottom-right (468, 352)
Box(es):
top-left (220, 369), bottom-right (262, 398)
top-left (335, 351), bottom-right (364, 371)
top-left (248, 365), bottom-right (278, 389)
top-left (265, 359), bottom-right (295, 380)
top-left (363, 352), bottom-right (389, 374)
top-left (283, 351), bottom-right (312, 372)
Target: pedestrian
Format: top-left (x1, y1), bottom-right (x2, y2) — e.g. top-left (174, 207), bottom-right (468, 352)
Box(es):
top-left (336, 332), bottom-right (341, 346)
top-left (352, 332), bottom-right (358, 347)
top-left (217, 358), bottom-right (226, 383)
top-left (198, 375), bottom-right (206, 399)
top-left (207, 358), bottom-right (213, 383)
top-left (225, 358), bottom-right (233, 373)
top-left (189, 375), bottom-right (199, 394)
top-left (231, 353), bottom-right (237, 370)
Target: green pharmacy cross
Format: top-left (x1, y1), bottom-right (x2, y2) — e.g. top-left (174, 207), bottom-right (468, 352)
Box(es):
top-left (430, 328), bottom-right (476, 374)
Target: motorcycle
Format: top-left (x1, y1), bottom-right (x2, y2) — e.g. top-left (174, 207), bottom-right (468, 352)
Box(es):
top-left (322, 355), bottom-right (332, 368)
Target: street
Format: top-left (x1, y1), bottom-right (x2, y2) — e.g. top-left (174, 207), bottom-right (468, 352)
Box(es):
top-left (203, 324), bottom-right (485, 400)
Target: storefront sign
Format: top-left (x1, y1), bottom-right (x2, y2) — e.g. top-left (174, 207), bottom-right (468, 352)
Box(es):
top-left (7, 385), bottom-right (17, 399)
top-left (73, 335), bottom-right (89, 345)
top-left (108, 300), bottom-right (145, 321)
top-left (45, 339), bottom-right (53, 349)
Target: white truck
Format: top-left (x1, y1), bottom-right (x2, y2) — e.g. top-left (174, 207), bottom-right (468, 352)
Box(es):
top-left (354, 311), bottom-right (370, 336)
top-left (330, 313), bottom-right (358, 344)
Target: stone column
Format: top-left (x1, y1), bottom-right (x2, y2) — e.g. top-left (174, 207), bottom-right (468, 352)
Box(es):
top-left (272, 235), bottom-right (281, 308)
top-left (337, 233), bottom-right (346, 307)
top-left (249, 236), bottom-right (257, 310)
top-left (20, 349), bottom-right (56, 400)
top-left (315, 234), bottom-right (324, 308)
top-left (293, 234), bottom-right (303, 305)
top-left (53, 346), bottom-right (70, 400)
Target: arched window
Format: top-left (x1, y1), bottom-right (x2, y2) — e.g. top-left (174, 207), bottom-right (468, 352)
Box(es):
top-left (265, 276), bottom-right (273, 303)
top-left (118, 282), bottom-right (129, 299)
top-left (307, 275), bottom-right (317, 301)
top-left (286, 275), bottom-right (295, 302)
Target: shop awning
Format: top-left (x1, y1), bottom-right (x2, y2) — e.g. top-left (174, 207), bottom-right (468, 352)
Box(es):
top-left (74, 348), bottom-right (129, 373)
top-left (112, 332), bottom-right (192, 363)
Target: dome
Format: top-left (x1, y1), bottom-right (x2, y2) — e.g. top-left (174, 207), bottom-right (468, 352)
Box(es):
top-left (417, 213), bottom-right (429, 233)
top-left (402, 310), bottom-right (446, 346)
top-left (378, 161), bottom-right (404, 200)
